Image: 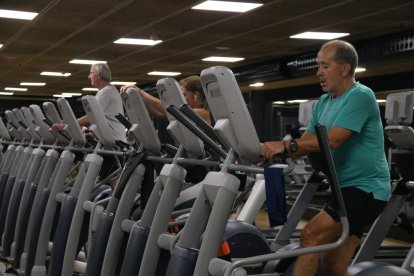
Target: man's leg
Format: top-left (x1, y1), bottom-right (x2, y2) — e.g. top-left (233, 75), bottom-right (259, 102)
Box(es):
top-left (321, 235), bottom-right (360, 276)
top-left (319, 188), bottom-right (386, 275)
top-left (292, 210), bottom-right (342, 276)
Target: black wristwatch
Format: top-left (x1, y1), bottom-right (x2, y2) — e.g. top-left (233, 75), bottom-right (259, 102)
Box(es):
top-left (289, 139), bottom-right (298, 153)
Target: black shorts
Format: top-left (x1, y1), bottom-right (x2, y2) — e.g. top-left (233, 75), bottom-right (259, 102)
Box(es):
top-left (323, 187), bottom-right (387, 238)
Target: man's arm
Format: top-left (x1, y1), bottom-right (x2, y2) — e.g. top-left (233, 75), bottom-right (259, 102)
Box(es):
top-left (295, 127), bottom-right (352, 154)
top-left (261, 127), bottom-right (353, 160)
top-left (77, 115), bottom-right (90, 127)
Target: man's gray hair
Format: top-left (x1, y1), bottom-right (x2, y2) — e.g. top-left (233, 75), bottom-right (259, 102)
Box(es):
top-left (321, 40), bottom-right (358, 76)
top-left (93, 63), bottom-right (111, 82)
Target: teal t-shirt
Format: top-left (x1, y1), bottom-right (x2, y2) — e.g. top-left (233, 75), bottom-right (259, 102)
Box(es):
top-left (307, 82), bottom-right (390, 201)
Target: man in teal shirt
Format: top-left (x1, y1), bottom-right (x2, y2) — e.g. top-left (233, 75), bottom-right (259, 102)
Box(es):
top-left (261, 40), bottom-right (390, 276)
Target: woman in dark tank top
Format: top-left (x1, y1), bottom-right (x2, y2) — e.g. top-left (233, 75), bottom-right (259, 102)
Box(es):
top-left (120, 75), bottom-right (213, 183)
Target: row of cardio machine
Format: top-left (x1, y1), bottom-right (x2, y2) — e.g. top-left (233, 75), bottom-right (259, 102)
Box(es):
top-left (0, 65), bottom-right (412, 276)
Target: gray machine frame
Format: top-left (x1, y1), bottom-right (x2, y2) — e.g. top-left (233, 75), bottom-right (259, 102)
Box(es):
top-left (30, 99), bottom-right (88, 276)
top-left (348, 91), bottom-right (414, 275)
top-left (92, 88), bottom-right (162, 276)
top-left (0, 117), bottom-right (11, 142)
top-left (28, 105), bottom-right (56, 145)
top-left (57, 95), bottom-right (117, 276)
top-left (159, 66), bottom-right (262, 276)
top-left (157, 78), bottom-right (204, 158)
top-left (123, 79), bottom-right (204, 276)
top-left (42, 102), bottom-right (71, 146)
top-left (159, 66), bottom-right (348, 276)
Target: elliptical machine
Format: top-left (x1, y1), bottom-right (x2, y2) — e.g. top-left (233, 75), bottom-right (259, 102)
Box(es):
top-left (348, 92), bottom-right (414, 276)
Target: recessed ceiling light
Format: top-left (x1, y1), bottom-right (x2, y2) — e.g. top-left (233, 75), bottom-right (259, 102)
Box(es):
top-left (0, 44), bottom-right (3, 49)
top-left (192, 1), bottom-right (263, 13)
top-left (114, 38), bottom-right (162, 46)
top-left (20, 82), bottom-right (46, 86)
top-left (355, 67), bottom-right (366, 73)
top-left (376, 99), bottom-right (386, 103)
top-left (202, 56), bottom-right (244, 62)
top-left (61, 92), bottom-right (82, 97)
top-left (273, 101), bottom-right (285, 105)
top-left (288, 99), bottom-right (308, 103)
top-left (53, 94), bottom-right (71, 98)
top-left (110, 81), bottom-right (137, 86)
top-left (249, 82), bottom-right (264, 87)
top-left (0, 92), bottom-right (13, 96)
top-left (41, 71), bottom-right (71, 77)
top-left (0, 9), bottom-right (38, 20)
top-left (82, 87), bottom-right (99, 91)
top-left (69, 59), bottom-right (107, 65)
top-left (5, 87), bottom-right (27, 91)
top-left (148, 71), bottom-right (181, 76)
top-left (290, 32), bottom-right (349, 40)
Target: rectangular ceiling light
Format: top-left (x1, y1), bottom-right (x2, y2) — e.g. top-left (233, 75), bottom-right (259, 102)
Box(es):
top-left (290, 32), bottom-right (349, 40)
top-left (41, 71), bottom-right (71, 77)
top-left (148, 71), bottom-right (181, 76)
top-left (249, 82), bottom-right (264, 87)
top-left (192, 1), bottom-right (263, 12)
top-left (61, 92), bottom-right (82, 97)
top-left (5, 87), bottom-right (27, 91)
top-left (355, 67), bottom-right (366, 73)
top-left (0, 9), bottom-right (38, 20)
top-left (288, 99), bottom-right (309, 103)
top-left (82, 87), bottom-right (99, 91)
top-left (110, 81), bottom-right (137, 86)
top-left (202, 56), bottom-right (244, 62)
top-left (20, 82), bottom-right (46, 86)
top-left (0, 92), bottom-right (14, 96)
top-left (0, 44), bottom-right (3, 49)
top-left (114, 38), bottom-right (162, 46)
top-left (53, 94), bottom-right (71, 98)
top-left (69, 59), bottom-right (107, 65)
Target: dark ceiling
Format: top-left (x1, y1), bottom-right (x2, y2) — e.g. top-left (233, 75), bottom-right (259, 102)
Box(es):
top-left (1, 0), bottom-right (414, 101)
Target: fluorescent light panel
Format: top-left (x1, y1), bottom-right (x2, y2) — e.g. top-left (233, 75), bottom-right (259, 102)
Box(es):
top-left (0, 9), bottom-right (38, 20)
top-left (69, 59), bottom-right (107, 65)
top-left (82, 87), bottom-right (99, 91)
top-left (53, 94), bottom-right (71, 98)
top-left (41, 71), bottom-right (71, 77)
top-left (376, 99), bottom-right (386, 103)
top-left (202, 56), bottom-right (244, 62)
top-left (110, 81), bottom-right (137, 86)
top-left (0, 92), bottom-right (13, 96)
top-left (355, 67), bottom-right (366, 73)
top-left (273, 101), bottom-right (285, 105)
top-left (290, 32), bottom-right (349, 40)
top-left (114, 38), bottom-right (162, 46)
top-left (53, 93), bottom-right (82, 98)
top-left (249, 82), bottom-right (264, 87)
top-left (287, 99), bottom-right (308, 103)
top-left (20, 82), bottom-right (46, 86)
top-left (5, 87), bottom-right (27, 91)
top-left (148, 71), bottom-right (181, 76)
top-left (0, 44), bottom-right (3, 49)
top-left (192, 1), bottom-right (263, 12)
top-left (61, 92), bottom-right (82, 97)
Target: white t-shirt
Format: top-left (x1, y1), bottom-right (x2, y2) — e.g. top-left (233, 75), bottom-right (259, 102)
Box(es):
top-left (95, 85), bottom-right (126, 142)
